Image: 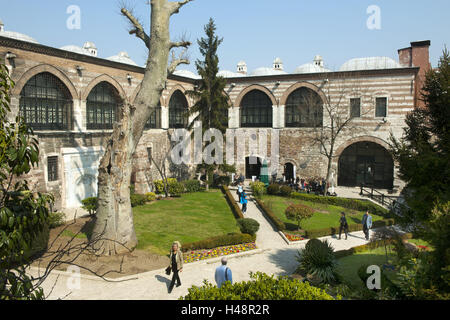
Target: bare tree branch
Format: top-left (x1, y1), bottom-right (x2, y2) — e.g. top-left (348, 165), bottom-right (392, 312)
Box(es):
top-left (120, 7), bottom-right (150, 48)
top-left (169, 0), bottom-right (194, 16)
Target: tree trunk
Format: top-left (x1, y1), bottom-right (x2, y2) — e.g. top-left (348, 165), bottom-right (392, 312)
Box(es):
top-left (91, 0), bottom-right (189, 255)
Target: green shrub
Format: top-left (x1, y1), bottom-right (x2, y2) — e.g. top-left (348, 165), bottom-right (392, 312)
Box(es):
top-left (290, 192), bottom-right (389, 217)
top-left (130, 194), bottom-right (147, 207)
top-left (250, 181), bottom-right (266, 199)
top-left (154, 178), bottom-right (178, 194)
top-left (145, 192), bottom-right (156, 202)
top-left (222, 186), bottom-right (244, 219)
top-left (215, 175), bottom-right (231, 187)
top-left (182, 232), bottom-right (255, 252)
top-left (169, 181), bottom-right (185, 196)
top-left (237, 218), bottom-right (260, 236)
top-left (183, 180), bottom-right (202, 193)
top-left (181, 272), bottom-right (337, 300)
top-left (47, 211), bottom-right (66, 229)
top-left (81, 197), bottom-right (98, 216)
top-left (255, 198), bottom-right (286, 230)
top-left (280, 185), bottom-right (292, 197)
top-left (267, 184), bottom-right (280, 195)
top-left (297, 239), bottom-right (339, 285)
top-left (285, 203), bottom-right (315, 230)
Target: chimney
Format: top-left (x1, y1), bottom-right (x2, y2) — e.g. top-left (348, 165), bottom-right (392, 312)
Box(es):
top-left (398, 40), bottom-right (431, 108)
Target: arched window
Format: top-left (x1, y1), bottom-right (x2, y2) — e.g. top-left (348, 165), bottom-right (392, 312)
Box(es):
top-left (19, 72), bottom-right (73, 130)
top-left (169, 90), bottom-right (188, 129)
top-left (145, 103), bottom-right (162, 129)
top-left (86, 82), bottom-right (121, 130)
top-left (285, 87), bottom-right (323, 127)
top-left (240, 90), bottom-right (273, 128)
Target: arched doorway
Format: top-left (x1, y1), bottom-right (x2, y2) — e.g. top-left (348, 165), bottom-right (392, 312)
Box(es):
top-left (284, 163), bottom-right (294, 182)
top-left (245, 156), bottom-right (262, 179)
top-left (338, 141), bottom-right (394, 189)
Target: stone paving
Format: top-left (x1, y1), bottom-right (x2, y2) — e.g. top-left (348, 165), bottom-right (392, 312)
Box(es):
top-left (31, 184), bottom-right (377, 300)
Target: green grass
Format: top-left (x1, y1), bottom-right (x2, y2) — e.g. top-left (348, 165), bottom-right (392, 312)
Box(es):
top-left (133, 190), bottom-right (240, 255)
top-left (261, 195), bottom-right (385, 231)
top-left (407, 238), bottom-right (432, 248)
top-left (336, 246), bottom-right (397, 290)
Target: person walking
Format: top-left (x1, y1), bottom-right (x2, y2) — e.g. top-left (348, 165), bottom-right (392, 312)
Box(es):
top-left (167, 241), bottom-right (183, 294)
top-left (338, 212), bottom-right (349, 240)
top-left (240, 190), bottom-right (248, 213)
top-left (237, 183), bottom-right (243, 199)
top-left (215, 257), bottom-right (233, 288)
top-left (361, 211), bottom-right (373, 240)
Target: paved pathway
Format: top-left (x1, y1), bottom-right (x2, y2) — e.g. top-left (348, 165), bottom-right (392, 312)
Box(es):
top-left (31, 185), bottom-right (375, 300)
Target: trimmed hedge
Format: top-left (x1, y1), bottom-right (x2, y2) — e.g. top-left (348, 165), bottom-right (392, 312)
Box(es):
top-left (290, 192), bottom-right (389, 217)
top-left (221, 185), bottom-right (244, 219)
top-left (304, 218), bottom-right (396, 239)
top-left (333, 232), bottom-right (413, 259)
top-left (254, 198), bottom-right (286, 231)
top-left (237, 218), bottom-right (260, 236)
top-left (131, 194), bottom-right (148, 207)
top-left (183, 180), bottom-right (202, 193)
top-left (182, 232), bottom-right (256, 252)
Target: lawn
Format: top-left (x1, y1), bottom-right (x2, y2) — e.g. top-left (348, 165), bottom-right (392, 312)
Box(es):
top-left (336, 246), bottom-right (397, 290)
top-left (260, 195), bottom-right (385, 231)
top-left (133, 190), bottom-right (240, 255)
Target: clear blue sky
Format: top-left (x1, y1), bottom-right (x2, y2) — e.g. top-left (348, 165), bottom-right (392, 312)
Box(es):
top-left (1, 0), bottom-right (448, 73)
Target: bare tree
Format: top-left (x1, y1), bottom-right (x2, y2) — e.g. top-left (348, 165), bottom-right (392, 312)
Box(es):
top-left (91, 0), bottom-right (194, 255)
top-left (300, 75), bottom-right (374, 195)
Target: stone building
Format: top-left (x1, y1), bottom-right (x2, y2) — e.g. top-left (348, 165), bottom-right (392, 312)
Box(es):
top-left (0, 21), bottom-right (432, 211)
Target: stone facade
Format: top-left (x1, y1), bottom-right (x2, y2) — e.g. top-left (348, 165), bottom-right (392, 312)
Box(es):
top-left (1, 35), bottom-right (431, 210)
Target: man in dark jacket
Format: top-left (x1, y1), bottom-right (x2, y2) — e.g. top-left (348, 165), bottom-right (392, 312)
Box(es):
top-left (361, 211), bottom-right (373, 240)
top-left (339, 212), bottom-right (348, 240)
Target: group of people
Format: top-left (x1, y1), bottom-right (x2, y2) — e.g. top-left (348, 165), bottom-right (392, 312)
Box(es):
top-left (338, 210), bottom-right (373, 240)
top-left (166, 241), bottom-right (233, 294)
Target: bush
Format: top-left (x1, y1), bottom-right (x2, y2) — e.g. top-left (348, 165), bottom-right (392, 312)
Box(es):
top-left (250, 181), bottom-right (266, 199)
top-left (215, 175), bottom-right (231, 187)
top-left (297, 239), bottom-right (339, 285)
top-left (182, 232), bottom-right (255, 252)
top-left (145, 192), bottom-right (156, 202)
top-left (154, 178), bottom-right (178, 194)
top-left (48, 211), bottom-right (66, 229)
top-left (130, 194), bottom-right (147, 207)
top-left (280, 185), bottom-right (292, 197)
top-left (237, 218), bottom-right (260, 236)
top-left (81, 197), bottom-right (98, 216)
top-left (285, 203), bottom-right (315, 230)
top-left (183, 180), bottom-right (202, 193)
top-left (290, 192), bottom-right (389, 217)
top-left (181, 272), bottom-right (337, 300)
top-left (169, 181), bottom-right (185, 196)
top-left (267, 184), bottom-right (280, 195)
top-left (255, 198), bottom-right (286, 230)
top-left (222, 186), bottom-right (244, 219)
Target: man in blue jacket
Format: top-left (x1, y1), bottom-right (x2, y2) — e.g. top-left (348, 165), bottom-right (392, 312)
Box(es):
top-left (215, 257), bottom-right (233, 288)
top-left (361, 211), bottom-right (373, 240)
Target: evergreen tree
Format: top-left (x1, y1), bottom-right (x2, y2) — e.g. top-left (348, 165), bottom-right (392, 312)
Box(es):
top-left (187, 18), bottom-right (230, 134)
top-left (187, 18), bottom-right (232, 189)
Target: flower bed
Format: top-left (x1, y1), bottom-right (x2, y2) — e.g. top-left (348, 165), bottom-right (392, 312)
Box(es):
top-left (283, 232), bottom-right (306, 242)
top-left (183, 242), bottom-right (257, 263)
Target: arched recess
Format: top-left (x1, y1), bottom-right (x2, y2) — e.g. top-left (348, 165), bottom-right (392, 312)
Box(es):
top-left (234, 84), bottom-right (277, 108)
top-left (81, 74), bottom-right (126, 102)
top-left (280, 81), bottom-right (327, 106)
top-left (13, 64), bottom-right (78, 100)
top-left (166, 84), bottom-right (191, 109)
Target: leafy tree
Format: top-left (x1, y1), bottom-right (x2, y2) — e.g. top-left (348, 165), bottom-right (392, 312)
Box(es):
top-left (181, 272), bottom-right (337, 300)
top-left (187, 18), bottom-right (231, 190)
top-left (285, 203), bottom-right (314, 230)
top-left (0, 64), bottom-right (53, 299)
top-left (390, 49), bottom-right (450, 295)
